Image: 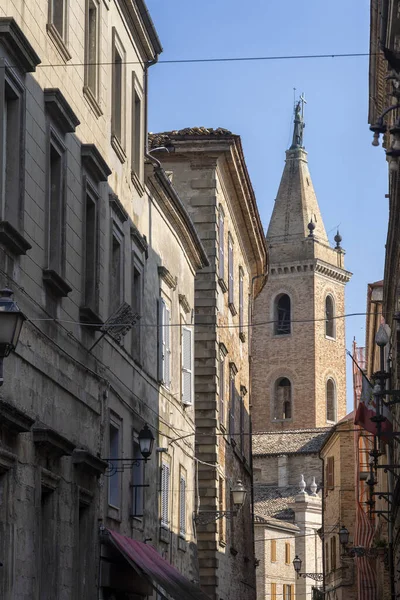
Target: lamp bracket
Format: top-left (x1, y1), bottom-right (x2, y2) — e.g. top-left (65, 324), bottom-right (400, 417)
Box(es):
top-left (342, 545), bottom-right (388, 558)
top-left (376, 465), bottom-right (400, 478)
top-left (193, 510), bottom-right (237, 525)
top-left (297, 572), bottom-right (324, 582)
top-left (102, 457), bottom-right (148, 476)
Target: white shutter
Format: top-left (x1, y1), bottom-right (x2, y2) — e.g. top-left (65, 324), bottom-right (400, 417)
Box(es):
top-left (181, 326), bottom-right (193, 405)
top-left (164, 304), bottom-right (171, 388)
top-left (179, 476), bottom-right (186, 536)
top-left (158, 298), bottom-right (165, 382)
top-left (219, 212), bottom-right (224, 279)
top-left (228, 238), bottom-right (234, 304)
top-left (161, 463), bottom-right (170, 527)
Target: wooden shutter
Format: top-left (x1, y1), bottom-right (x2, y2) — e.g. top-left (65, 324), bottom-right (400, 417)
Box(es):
top-left (283, 585), bottom-right (287, 600)
top-left (228, 237), bottom-right (234, 304)
top-left (179, 475), bottom-right (186, 536)
top-left (164, 304), bottom-right (171, 388)
top-left (271, 583), bottom-right (276, 600)
top-left (158, 298), bottom-right (165, 382)
top-left (219, 358), bottom-right (225, 426)
top-left (229, 373), bottom-right (235, 438)
top-left (239, 269), bottom-right (244, 333)
top-left (161, 463), bottom-right (170, 527)
top-left (181, 326), bottom-right (193, 405)
top-left (326, 456), bottom-right (334, 490)
top-left (285, 542), bottom-right (290, 564)
top-left (290, 585), bottom-right (294, 600)
top-left (270, 539), bottom-right (277, 562)
top-left (219, 210), bottom-right (224, 279)
top-left (331, 536), bottom-right (336, 571)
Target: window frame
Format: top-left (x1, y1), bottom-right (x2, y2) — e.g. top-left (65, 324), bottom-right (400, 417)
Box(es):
top-left (218, 205), bottom-right (225, 282)
top-left (83, 0), bottom-right (101, 109)
top-left (326, 378), bottom-right (337, 423)
top-left (228, 233), bottom-right (236, 313)
top-left (274, 377), bottom-right (292, 422)
top-left (181, 323), bottom-right (193, 405)
top-left (229, 363), bottom-right (237, 443)
top-left (131, 73), bottom-right (144, 182)
top-left (108, 417), bottom-right (121, 509)
top-left (179, 467), bottom-right (187, 538)
top-left (274, 293), bottom-right (291, 336)
top-left (325, 294), bottom-right (336, 339)
top-left (326, 456), bottom-right (335, 492)
top-left (111, 27), bottom-right (126, 161)
top-left (270, 539), bottom-right (277, 563)
top-left (82, 177), bottom-right (100, 314)
top-left (47, 0), bottom-right (71, 61)
top-left (158, 297), bottom-right (171, 388)
top-left (285, 542), bottom-right (291, 564)
top-left (46, 127), bottom-right (67, 278)
top-left (160, 461), bottom-right (170, 529)
top-left (131, 434), bottom-right (145, 518)
top-left (109, 220), bottom-right (125, 316)
top-left (239, 267), bottom-right (245, 341)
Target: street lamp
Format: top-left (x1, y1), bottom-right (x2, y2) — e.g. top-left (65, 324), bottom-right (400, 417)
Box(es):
top-left (231, 479), bottom-right (247, 507)
top-left (292, 555), bottom-right (323, 582)
top-left (0, 288), bottom-right (26, 386)
top-left (194, 479), bottom-right (248, 525)
top-left (138, 424), bottom-right (155, 460)
top-left (338, 525), bottom-right (350, 546)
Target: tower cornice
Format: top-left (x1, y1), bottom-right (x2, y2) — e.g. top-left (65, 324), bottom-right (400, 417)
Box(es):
top-left (269, 257), bottom-right (352, 284)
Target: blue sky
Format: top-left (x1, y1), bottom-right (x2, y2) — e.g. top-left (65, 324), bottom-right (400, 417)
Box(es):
top-left (146, 0), bottom-right (388, 410)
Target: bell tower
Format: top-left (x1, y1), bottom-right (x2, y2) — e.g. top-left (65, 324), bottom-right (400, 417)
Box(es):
top-left (251, 101), bottom-right (352, 432)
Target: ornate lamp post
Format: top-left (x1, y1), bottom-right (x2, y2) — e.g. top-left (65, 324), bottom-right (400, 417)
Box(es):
top-left (0, 288), bottom-right (26, 386)
top-left (292, 555), bottom-right (323, 582)
top-left (194, 479), bottom-right (248, 525)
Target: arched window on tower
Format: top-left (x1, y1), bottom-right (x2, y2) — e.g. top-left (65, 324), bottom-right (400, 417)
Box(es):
top-left (274, 294), bottom-right (291, 335)
top-left (325, 295), bottom-right (335, 339)
top-left (274, 377), bottom-right (292, 420)
top-left (326, 378), bottom-right (336, 422)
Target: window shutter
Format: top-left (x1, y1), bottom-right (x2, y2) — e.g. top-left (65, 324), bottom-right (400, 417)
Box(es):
top-left (158, 298), bottom-right (165, 382)
top-left (161, 463), bottom-right (170, 527)
top-left (327, 456), bottom-right (334, 490)
top-left (164, 304), bottom-right (171, 388)
top-left (219, 358), bottom-right (225, 426)
top-left (240, 394), bottom-right (244, 452)
top-left (283, 585), bottom-right (287, 600)
top-left (271, 539), bottom-right (276, 562)
top-left (219, 212), bottom-right (224, 279)
top-left (228, 238), bottom-right (234, 304)
top-left (285, 542), bottom-right (290, 564)
top-left (239, 271), bottom-right (244, 333)
top-left (179, 476), bottom-right (186, 536)
top-left (229, 375), bottom-right (235, 438)
top-left (181, 326), bottom-right (193, 405)
top-left (271, 583), bottom-right (276, 600)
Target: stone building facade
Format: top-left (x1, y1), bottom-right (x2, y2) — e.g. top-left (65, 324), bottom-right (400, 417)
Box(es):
top-left (368, 1), bottom-right (400, 597)
top-left (149, 128), bottom-right (268, 600)
top-left (0, 2), bottom-right (213, 599)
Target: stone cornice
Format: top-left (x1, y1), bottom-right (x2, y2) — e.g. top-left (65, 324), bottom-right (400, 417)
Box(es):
top-left (44, 88), bottom-right (80, 133)
top-left (0, 17), bottom-right (41, 72)
top-left (81, 144), bottom-right (111, 182)
top-left (116, 0), bottom-right (162, 62)
top-left (269, 259), bottom-right (352, 283)
top-left (158, 266), bottom-right (177, 290)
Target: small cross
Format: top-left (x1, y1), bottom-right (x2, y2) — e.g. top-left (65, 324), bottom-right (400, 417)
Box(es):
top-left (300, 93), bottom-right (307, 118)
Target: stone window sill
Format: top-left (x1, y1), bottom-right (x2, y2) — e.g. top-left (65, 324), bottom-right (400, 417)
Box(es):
top-left (83, 85), bottom-right (103, 118)
top-left (131, 170), bottom-right (145, 196)
top-left (159, 525), bottom-right (170, 543)
top-left (111, 134), bottom-right (127, 164)
top-left (229, 302), bottom-right (237, 317)
top-left (43, 269), bottom-right (72, 297)
top-left (0, 220), bottom-right (31, 255)
top-left (325, 335), bottom-right (336, 342)
top-left (218, 278), bottom-right (228, 293)
top-left (46, 23), bottom-right (71, 62)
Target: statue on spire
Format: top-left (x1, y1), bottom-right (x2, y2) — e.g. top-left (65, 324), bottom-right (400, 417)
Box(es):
top-left (290, 93), bottom-right (306, 149)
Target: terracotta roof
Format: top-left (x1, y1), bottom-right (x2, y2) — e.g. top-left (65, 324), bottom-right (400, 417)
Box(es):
top-left (254, 514), bottom-right (300, 531)
top-left (254, 485), bottom-right (298, 521)
top-left (252, 429), bottom-right (331, 457)
top-left (148, 127), bottom-right (235, 149)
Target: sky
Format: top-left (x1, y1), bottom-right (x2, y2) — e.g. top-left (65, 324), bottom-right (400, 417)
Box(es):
top-left (146, 0), bottom-right (388, 411)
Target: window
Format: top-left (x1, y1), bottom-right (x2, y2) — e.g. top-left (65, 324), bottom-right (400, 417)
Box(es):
top-left (49, 0), bottom-right (67, 41)
top-left (84, 0), bottom-right (99, 99)
top-left (330, 536), bottom-right (337, 571)
top-left (274, 378), bottom-right (292, 420)
top-left (239, 268), bottom-right (245, 341)
top-left (270, 539), bottom-right (277, 562)
top-left (274, 293), bottom-right (291, 335)
top-left (228, 234), bottom-right (234, 307)
top-left (181, 325), bottom-right (193, 405)
top-left (161, 462), bottom-right (170, 528)
top-left (47, 136), bottom-right (66, 277)
top-left (111, 29), bottom-right (125, 158)
top-left (229, 365), bottom-right (237, 440)
top-left (285, 542), bottom-right (291, 564)
top-left (325, 541), bottom-right (329, 573)
top-left (326, 378), bottom-right (336, 422)
top-left (218, 206), bottom-right (225, 281)
top-left (326, 456), bottom-right (334, 491)
top-left (325, 295), bottom-right (335, 338)
top-left (240, 391), bottom-right (245, 453)
top-left (219, 354), bottom-right (225, 427)
top-left (159, 298), bottom-right (171, 388)
top-left (131, 81), bottom-right (142, 177)
top-left (78, 497), bottom-right (94, 599)
top-left (132, 438), bottom-right (144, 517)
top-left (271, 583), bottom-right (277, 600)
top-left (283, 585), bottom-right (294, 600)
top-left (131, 258), bottom-right (143, 362)
top-left (83, 185), bottom-right (99, 312)
top-left (218, 477), bottom-right (226, 544)
top-left (179, 470), bottom-right (186, 537)
top-left (40, 487), bottom-right (57, 599)
top-left (108, 423), bottom-right (120, 507)
top-left (110, 226), bottom-right (124, 315)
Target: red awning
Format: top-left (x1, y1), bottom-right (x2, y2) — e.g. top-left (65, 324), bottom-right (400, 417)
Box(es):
top-left (107, 529), bottom-right (211, 600)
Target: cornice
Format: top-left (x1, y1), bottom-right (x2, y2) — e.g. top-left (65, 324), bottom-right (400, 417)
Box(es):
top-left (0, 17), bottom-right (41, 72)
top-left (158, 266), bottom-right (177, 290)
top-left (269, 259), bottom-right (352, 283)
top-left (44, 88), bottom-right (80, 133)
